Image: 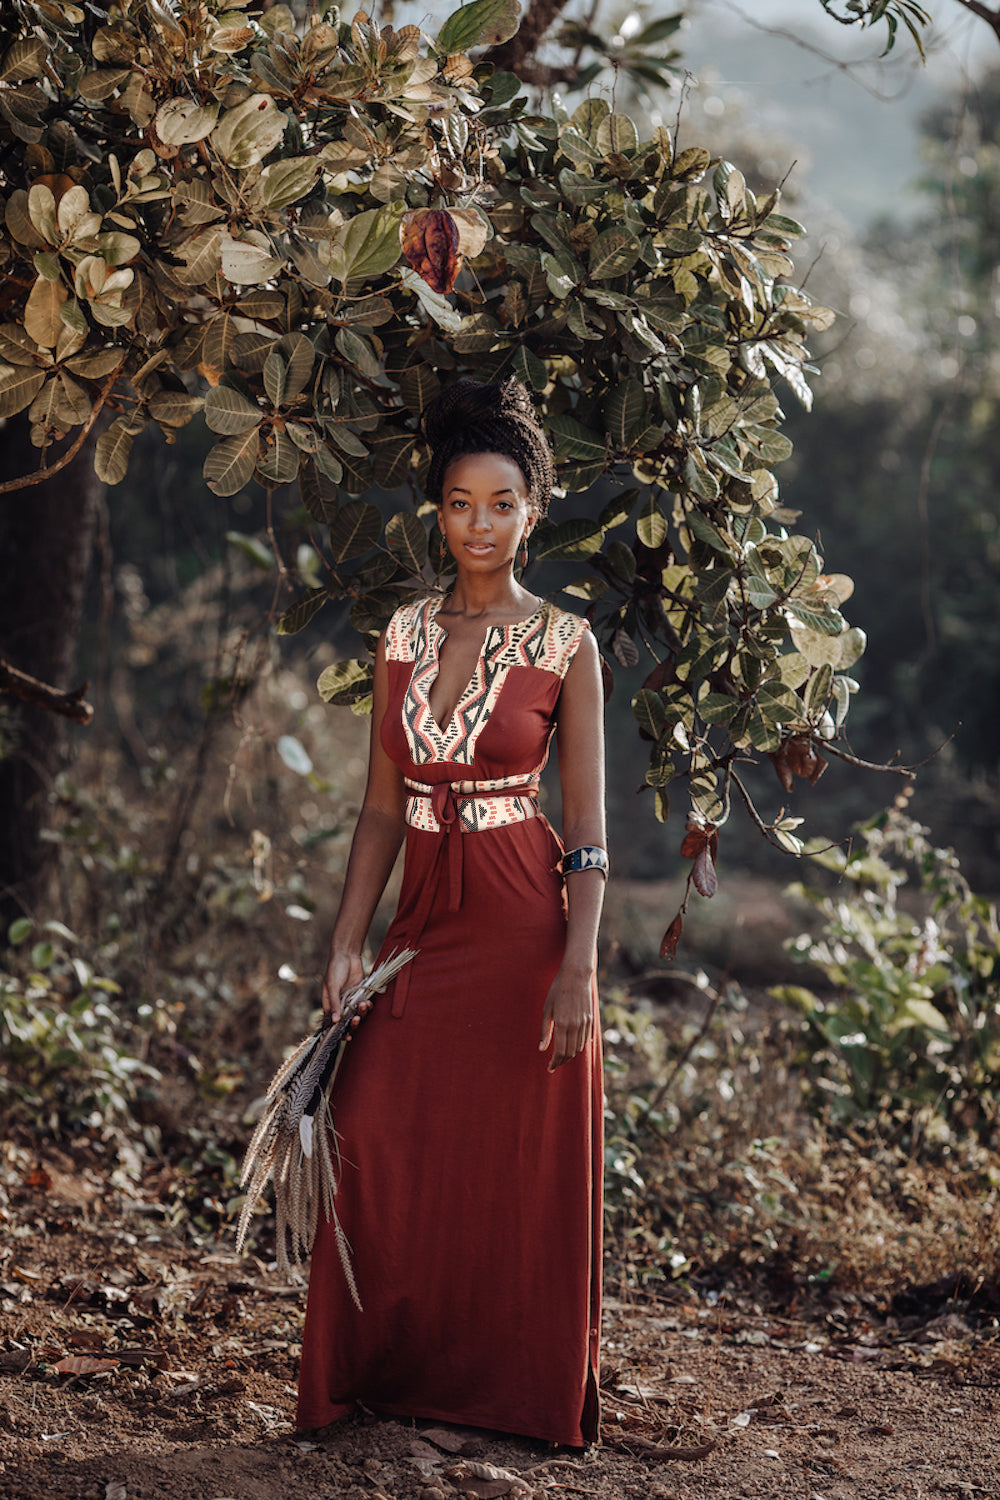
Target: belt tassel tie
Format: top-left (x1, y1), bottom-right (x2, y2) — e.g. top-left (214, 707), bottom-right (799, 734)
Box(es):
top-left (390, 774), bottom-right (540, 1018)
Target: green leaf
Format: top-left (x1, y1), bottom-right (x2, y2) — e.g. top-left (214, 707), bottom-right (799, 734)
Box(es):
top-left (276, 332), bottom-right (315, 402)
top-left (0, 364), bottom-right (47, 419)
top-left (589, 227), bottom-right (641, 281)
top-left (436, 0), bottom-right (521, 52)
top-left (804, 662), bottom-right (833, 719)
top-left (684, 507), bottom-right (733, 556)
top-left (24, 275), bottom-right (67, 348)
top-left (328, 501), bottom-right (381, 561)
top-left (204, 384), bottom-right (261, 435)
top-left (299, 455), bottom-right (339, 523)
top-left (373, 435), bottom-right (416, 490)
top-left (148, 392), bottom-right (204, 428)
top-left (645, 744), bottom-right (675, 789)
top-left (632, 688), bottom-right (667, 740)
top-left (31, 940), bottom-right (55, 970)
top-left (547, 414), bottom-right (605, 462)
top-left (210, 93), bottom-right (288, 168)
top-left (699, 692), bottom-right (738, 725)
top-left (7, 916), bottom-right (33, 944)
top-left (94, 417), bottom-right (134, 484)
top-left (226, 530), bottom-right (273, 569)
top-left (532, 519), bottom-right (603, 561)
top-left (756, 681), bottom-right (800, 723)
top-left (256, 429), bottom-right (300, 485)
top-left (901, 998), bottom-right (950, 1034)
top-left (259, 156), bottom-right (321, 209)
top-left (636, 494), bottom-right (667, 549)
top-left (511, 343), bottom-right (548, 391)
top-left (603, 380), bottom-right (646, 448)
top-left (683, 451), bottom-right (721, 502)
top-left (1, 37), bottom-right (47, 83)
top-left (317, 657), bottom-right (374, 706)
top-left (398, 363), bottom-right (441, 413)
top-left (332, 203), bottom-right (404, 284)
top-left (221, 234), bottom-right (284, 284)
top-left (155, 96), bottom-right (220, 146)
top-left (278, 587), bottom-right (329, 636)
top-left (335, 325), bottom-right (381, 380)
top-left (746, 424), bottom-right (794, 464)
top-left (385, 510), bottom-right (427, 572)
top-left (596, 113), bottom-right (639, 156)
top-left (97, 231), bottom-right (140, 267)
top-left (205, 429), bottom-right (260, 496)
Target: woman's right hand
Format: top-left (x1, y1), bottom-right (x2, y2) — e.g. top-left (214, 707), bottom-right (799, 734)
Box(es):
top-left (322, 949), bottom-right (365, 1024)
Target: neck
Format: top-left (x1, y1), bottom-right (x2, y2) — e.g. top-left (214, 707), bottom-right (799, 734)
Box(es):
top-left (445, 568), bottom-right (535, 620)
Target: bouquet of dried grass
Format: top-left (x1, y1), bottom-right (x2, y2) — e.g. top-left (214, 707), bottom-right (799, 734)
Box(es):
top-left (236, 949), bottom-right (417, 1300)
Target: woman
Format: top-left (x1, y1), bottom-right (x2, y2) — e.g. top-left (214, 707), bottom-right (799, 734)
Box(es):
top-left (296, 377), bottom-right (607, 1448)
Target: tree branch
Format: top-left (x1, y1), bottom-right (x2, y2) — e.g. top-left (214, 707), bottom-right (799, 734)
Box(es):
top-left (484, 0), bottom-right (572, 77)
top-left (952, 0), bottom-right (1000, 44)
top-left (822, 742), bottom-right (916, 777)
top-left (0, 657), bottom-right (94, 724)
top-left (0, 367), bottom-right (122, 498)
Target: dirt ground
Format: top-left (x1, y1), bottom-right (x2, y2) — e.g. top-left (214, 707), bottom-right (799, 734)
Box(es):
top-left (3, 1158), bottom-right (1000, 1500)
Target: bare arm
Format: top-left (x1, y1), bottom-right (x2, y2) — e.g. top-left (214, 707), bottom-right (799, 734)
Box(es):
top-left (539, 628), bottom-right (607, 1070)
top-left (323, 632), bottom-right (407, 1020)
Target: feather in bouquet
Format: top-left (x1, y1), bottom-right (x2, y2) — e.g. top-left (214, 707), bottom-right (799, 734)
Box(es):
top-left (236, 949), bottom-right (417, 1300)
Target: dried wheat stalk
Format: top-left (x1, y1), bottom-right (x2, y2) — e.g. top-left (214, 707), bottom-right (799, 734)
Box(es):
top-left (236, 949), bottom-right (417, 1300)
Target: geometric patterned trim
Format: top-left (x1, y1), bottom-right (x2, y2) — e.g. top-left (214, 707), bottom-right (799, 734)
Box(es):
top-left (561, 844), bottom-right (609, 877)
top-left (405, 791), bottom-right (538, 835)
top-left (387, 596), bottom-right (589, 769)
top-left (404, 772), bottom-right (540, 833)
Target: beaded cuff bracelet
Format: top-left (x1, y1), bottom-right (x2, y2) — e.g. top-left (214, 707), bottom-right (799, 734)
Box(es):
top-left (561, 845), bottom-right (609, 879)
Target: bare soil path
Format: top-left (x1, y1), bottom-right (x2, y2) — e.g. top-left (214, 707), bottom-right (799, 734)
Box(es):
top-left (3, 1206), bottom-right (999, 1500)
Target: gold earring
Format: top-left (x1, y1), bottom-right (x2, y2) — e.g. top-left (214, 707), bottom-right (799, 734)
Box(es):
top-left (520, 532), bottom-right (530, 570)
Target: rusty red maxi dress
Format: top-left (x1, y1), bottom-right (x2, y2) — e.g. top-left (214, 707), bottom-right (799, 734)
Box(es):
top-left (296, 595), bottom-right (603, 1447)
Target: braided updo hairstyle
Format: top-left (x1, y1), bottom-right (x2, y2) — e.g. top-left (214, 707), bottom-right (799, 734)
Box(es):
top-left (422, 376), bottom-right (554, 517)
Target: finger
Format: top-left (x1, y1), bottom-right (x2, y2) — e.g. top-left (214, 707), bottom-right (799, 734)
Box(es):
top-left (538, 1014), bottom-right (554, 1053)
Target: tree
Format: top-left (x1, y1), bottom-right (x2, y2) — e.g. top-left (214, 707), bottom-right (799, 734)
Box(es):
top-left (0, 0), bottom-right (908, 941)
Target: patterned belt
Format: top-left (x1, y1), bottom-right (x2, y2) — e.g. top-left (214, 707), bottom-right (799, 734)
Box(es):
top-left (391, 773), bottom-right (540, 1018)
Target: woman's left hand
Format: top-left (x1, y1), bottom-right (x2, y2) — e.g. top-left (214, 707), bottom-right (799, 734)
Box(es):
top-left (539, 963), bottom-right (595, 1072)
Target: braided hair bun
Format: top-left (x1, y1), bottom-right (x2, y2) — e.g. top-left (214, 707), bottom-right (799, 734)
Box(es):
top-left (423, 376), bottom-right (554, 516)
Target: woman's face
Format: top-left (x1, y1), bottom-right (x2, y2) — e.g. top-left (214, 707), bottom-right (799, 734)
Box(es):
top-left (438, 452), bottom-right (537, 575)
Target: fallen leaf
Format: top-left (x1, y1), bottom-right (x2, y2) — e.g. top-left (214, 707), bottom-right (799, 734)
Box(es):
top-left (10, 1265), bottom-right (43, 1283)
top-left (53, 1356), bottom-right (120, 1375)
top-left (443, 1461), bottom-right (531, 1498)
top-left (613, 1436), bottom-right (718, 1461)
top-left (115, 1346), bottom-right (169, 1368)
top-left (409, 1438), bottom-right (445, 1462)
top-left (68, 1332), bottom-right (106, 1351)
top-left (23, 1165), bottom-right (52, 1190)
top-left (420, 1425), bottom-right (483, 1455)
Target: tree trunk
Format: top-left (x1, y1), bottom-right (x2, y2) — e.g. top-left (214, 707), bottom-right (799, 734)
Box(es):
top-left (0, 417), bottom-right (102, 924)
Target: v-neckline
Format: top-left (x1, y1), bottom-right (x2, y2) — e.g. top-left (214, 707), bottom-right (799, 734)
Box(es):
top-left (425, 596), bottom-right (542, 735)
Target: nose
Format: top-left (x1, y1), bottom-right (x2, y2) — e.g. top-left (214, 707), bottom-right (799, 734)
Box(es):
top-left (469, 506), bottom-right (492, 533)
